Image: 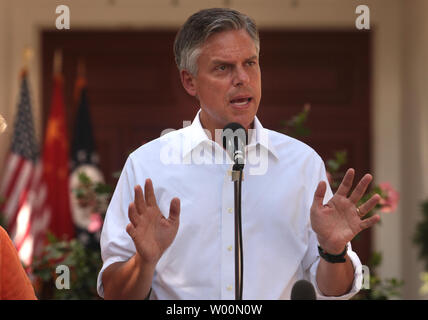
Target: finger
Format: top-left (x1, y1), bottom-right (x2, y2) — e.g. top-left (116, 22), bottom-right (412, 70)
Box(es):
top-left (168, 197), bottom-right (181, 224)
top-left (357, 194), bottom-right (381, 217)
top-left (313, 181), bottom-right (327, 209)
top-left (126, 223), bottom-right (136, 239)
top-left (128, 203), bottom-right (139, 226)
top-left (349, 174), bottom-right (373, 204)
top-left (144, 178), bottom-right (157, 207)
top-left (134, 185), bottom-right (146, 214)
top-left (335, 168), bottom-right (355, 197)
top-left (360, 214), bottom-right (380, 230)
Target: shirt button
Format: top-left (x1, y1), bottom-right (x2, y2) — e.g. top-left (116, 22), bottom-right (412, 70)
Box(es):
top-left (227, 208), bottom-right (233, 214)
top-left (227, 285), bottom-right (233, 291)
top-left (227, 245), bottom-right (233, 251)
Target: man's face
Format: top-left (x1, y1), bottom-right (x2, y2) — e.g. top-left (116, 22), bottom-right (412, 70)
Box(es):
top-left (182, 29), bottom-right (261, 134)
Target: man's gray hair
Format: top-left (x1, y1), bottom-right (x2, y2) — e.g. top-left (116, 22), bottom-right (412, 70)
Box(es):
top-left (174, 8), bottom-right (260, 76)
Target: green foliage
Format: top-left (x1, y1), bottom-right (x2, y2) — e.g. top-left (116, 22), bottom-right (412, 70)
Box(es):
top-left (353, 251), bottom-right (403, 300)
top-left (94, 181), bottom-right (113, 195)
top-left (280, 104), bottom-right (311, 138)
top-left (326, 150), bottom-right (347, 172)
top-left (414, 200), bottom-right (428, 270)
top-left (415, 200), bottom-right (428, 296)
top-left (420, 272), bottom-right (428, 295)
top-left (32, 233), bottom-right (102, 300)
top-left (32, 171), bottom-right (113, 300)
top-left (326, 150), bottom-right (347, 190)
top-left (357, 185), bottom-right (386, 220)
top-left (75, 171), bottom-right (112, 196)
top-left (73, 172), bottom-right (112, 213)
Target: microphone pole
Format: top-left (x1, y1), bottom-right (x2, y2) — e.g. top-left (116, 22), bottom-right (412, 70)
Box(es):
top-left (231, 163), bottom-right (244, 300)
top-left (223, 123), bottom-right (246, 300)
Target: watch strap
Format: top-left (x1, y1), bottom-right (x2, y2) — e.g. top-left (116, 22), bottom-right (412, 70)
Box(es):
top-left (318, 244), bottom-right (348, 263)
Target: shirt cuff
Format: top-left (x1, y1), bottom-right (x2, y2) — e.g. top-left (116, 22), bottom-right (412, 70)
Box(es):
top-left (309, 246), bottom-right (363, 300)
top-left (97, 256), bottom-right (129, 298)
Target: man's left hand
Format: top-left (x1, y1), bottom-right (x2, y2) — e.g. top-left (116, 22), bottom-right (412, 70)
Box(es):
top-left (310, 168), bottom-right (381, 255)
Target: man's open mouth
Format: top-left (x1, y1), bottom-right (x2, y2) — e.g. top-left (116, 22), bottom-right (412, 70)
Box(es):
top-left (230, 97), bottom-right (252, 106)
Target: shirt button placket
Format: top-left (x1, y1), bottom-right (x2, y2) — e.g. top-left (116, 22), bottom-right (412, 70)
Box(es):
top-left (221, 165), bottom-right (235, 299)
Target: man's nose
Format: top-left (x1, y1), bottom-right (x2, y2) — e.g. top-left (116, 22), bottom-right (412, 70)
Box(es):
top-left (232, 66), bottom-right (250, 87)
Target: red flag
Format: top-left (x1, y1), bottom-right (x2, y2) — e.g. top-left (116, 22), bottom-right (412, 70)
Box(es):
top-left (0, 70), bottom-right (51, 267)
top-left (42, 74), bottom-right (74, 240)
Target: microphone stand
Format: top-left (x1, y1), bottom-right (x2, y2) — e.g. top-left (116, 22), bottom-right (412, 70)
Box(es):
top-left (231, 163), bottom-right (244, 300)
top-left (222, 123), bottom-right (247, 300)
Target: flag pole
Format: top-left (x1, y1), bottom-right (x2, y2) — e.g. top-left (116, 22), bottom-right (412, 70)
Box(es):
top-left (23, 47), bottom-right (33, 69)
top-left (77, 58), bottom-right (86, 78)
top-left (22, 47), bottom-right (33, 77)
top-left (74, 58), bottom-right (87, 102)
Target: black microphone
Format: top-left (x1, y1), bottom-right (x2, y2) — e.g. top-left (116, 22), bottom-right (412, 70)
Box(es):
top-left (290, 280), bottom-right (317, 300)
top-left (222, 122), bottom-right (247, 171)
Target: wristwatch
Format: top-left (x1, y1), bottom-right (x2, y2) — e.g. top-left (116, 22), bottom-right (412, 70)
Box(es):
top-left (318, 244), bottom-right (348, 263)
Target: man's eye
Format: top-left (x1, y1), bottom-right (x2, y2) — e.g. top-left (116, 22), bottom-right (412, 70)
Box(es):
top-left (247, 61), bottom-right (256, 66)
top-left (216, 65), bottom-right (227, 71)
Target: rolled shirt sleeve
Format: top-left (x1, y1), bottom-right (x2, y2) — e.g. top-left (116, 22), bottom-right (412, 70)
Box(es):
top-left (97, 155), bottom-right (139, 298)
top-left (307, 240), bottom-right (363, 300)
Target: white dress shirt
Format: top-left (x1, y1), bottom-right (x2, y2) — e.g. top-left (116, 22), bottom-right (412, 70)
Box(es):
top-left (97, 110), bottom-right (363, 300)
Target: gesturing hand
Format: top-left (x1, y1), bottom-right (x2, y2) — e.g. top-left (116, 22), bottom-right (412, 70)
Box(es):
top-left (126, 178), bottom-right (181, 265)
top-left (310, 168), bottom-right (381, 254)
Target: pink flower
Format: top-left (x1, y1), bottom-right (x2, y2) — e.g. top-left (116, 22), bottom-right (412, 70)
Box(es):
top-left (88, 213), bottom-right (103, 233)
top-left (378, 182), bottom-right (400, 213)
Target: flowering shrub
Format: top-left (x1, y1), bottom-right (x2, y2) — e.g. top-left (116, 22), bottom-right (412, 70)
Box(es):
top-left (378, 182), bottom-right (400, 213)
top-left (414, 199), bottom-right (428, 295)
top-left (32, 172), bottom-right (112, 299)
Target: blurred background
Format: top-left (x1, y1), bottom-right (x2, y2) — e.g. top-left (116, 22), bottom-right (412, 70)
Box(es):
top-left (0, 0), bottom-right (427, 299)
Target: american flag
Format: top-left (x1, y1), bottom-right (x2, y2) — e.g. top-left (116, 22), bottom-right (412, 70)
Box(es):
top-left (0, 71), bottom-right (50, 267)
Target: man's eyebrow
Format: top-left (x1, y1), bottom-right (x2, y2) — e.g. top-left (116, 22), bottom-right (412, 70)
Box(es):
top-left (211, 55), bottom-right (258, 65)
top-left (211, 59), bottom-right (230, 65)
top-left (245, 55), bottom-right (258, 61)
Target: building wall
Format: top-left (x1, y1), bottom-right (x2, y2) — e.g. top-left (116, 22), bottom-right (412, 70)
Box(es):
top-left (401, 0), bottom-right (428, 299)
top-left (0, 0), bottom-right (425, 299)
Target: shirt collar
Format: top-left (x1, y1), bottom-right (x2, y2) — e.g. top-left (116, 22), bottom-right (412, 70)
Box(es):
top-left (182, 109), bottom-right (279, 160)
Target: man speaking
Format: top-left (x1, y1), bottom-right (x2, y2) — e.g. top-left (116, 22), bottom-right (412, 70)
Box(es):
top-left (97, 8), bottom-right (381, 300)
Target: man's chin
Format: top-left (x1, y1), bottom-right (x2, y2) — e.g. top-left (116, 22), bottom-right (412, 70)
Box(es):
top-left (229, 108), bottom-right (257, 126)
top-left (226, 115), bottom-right (255, 131)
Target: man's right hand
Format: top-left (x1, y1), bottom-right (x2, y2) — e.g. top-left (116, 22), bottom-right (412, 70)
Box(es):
top-left (103, 178), bottom-right (180, 299)
top-left (126, 178), bottom-right (181, 265)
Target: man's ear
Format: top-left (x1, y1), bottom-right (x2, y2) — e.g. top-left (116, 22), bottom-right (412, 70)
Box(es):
top-left (180, 70), bottom-right (197, 97)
